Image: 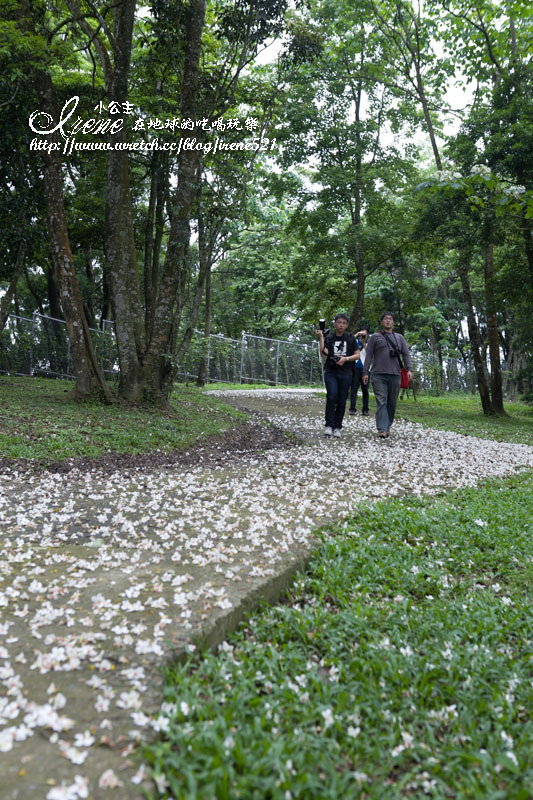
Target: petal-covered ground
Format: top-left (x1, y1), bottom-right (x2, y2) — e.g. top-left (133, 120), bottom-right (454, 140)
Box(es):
top-left (1, 389), bottom-right (532, 799)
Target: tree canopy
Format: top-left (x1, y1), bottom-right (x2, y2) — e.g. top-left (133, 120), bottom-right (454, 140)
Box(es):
top-left (1, 0), bottom-right (532, 409)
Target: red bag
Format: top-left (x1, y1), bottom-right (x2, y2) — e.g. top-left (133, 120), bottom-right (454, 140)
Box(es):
top-left (400, 368), bottom-right (409, 389)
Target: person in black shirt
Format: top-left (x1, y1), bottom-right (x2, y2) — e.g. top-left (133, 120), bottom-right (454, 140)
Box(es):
top-left (349, 327), bottom-right (370, 416)
top-left (316, 314), bottom-right (360, 438)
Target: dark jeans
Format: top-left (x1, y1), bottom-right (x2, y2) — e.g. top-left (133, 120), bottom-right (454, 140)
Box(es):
top-left (371, 373), bottom-right (401, 432)
top-left (324, 370), bottom-right (353, 429)
top-left (350, 367), bottom-right (369, 412)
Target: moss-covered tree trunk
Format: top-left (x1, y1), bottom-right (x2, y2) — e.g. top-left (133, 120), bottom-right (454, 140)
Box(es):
top-left (35, 70), bottom-right (112, 402)
top-left (144, 0), bottom-right (208, 404)
top-left (104, 0), bottom-right (145, 402)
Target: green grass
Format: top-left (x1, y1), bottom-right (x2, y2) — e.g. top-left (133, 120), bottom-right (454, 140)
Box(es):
top-left (395, 392), bottom-right (533, 445)
top-left (0, 376), bottom-right (245, 462)
top-left (145, 472), bottom-right (533, 799)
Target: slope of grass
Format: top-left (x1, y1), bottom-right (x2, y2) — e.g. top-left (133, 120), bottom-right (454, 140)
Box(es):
top-left (395, 392), bottom-right (533, 445)
top-left (0, 376), bottom-right (245, 462)
top-left (144, 472), bottom-right (533, 799)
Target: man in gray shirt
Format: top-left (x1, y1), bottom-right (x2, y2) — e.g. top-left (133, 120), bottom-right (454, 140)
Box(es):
top-left (362, 312), bottom-right (413, 438)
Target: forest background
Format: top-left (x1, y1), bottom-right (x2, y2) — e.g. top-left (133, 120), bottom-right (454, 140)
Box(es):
top-left (1, 0), bottom-right (532, 415)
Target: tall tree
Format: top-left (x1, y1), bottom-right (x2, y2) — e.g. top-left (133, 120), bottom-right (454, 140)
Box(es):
top-left (9, 1), bottom-right (112, 399)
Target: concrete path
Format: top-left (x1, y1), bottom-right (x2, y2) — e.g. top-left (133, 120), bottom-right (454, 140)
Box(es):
top-left (1, 389), bottom-right (532, 799)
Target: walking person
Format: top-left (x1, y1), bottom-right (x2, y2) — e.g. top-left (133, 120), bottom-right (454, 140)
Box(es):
top-left (317, 314), bottom-right (360, 438)
top-left (349, 327), bottom-right (370, 417)
top-left (362, 312), bottom-right (413, 439)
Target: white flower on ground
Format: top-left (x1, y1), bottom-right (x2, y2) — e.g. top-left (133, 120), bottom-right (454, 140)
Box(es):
top-left (441, 644), bottom-right (453, 660)
top-left (14, 724), bottom-right (33, 741)
top-left (131, 764), bottom-right (147, 785)
top-left (0, 727), bottom-right (15, 752)
top-left (131, 711), bottom-right (151, 727)
top-left (391, 730), bottom-right (415, 757)
top-left (46, 775), bottom-right (89, 800)
top-left (501, 730), bottom-right (513, 747)
top-left (321, 708), bottom-right (334, 729)
top-left (74, 730), bottom-right (95, 747)
top-left (151, 716), bottom-right (170, 733)
top-left (98, 769), bottom-right (123, 788)
top-left (116, 690), bottom-right (142, 710)
top-left (95, 696), bottom-right (110, 713)
top-left (153, 773), bottom-right (169, 794)
top-left (63, 746), bottom-right (88, 765)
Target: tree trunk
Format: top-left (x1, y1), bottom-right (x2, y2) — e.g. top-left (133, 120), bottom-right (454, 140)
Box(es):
top-left (144, 0), bottom-right (208, 402)
top-left (16, 0), bottom-right (111, 400)
top-left (34, 70), bottom-right (112, 401)
top-left (413, 60), bottom-right (442, 172)
top-left (483, 231), bottom-right (505, 413)
top-left (457, 254), bottom-right (493, 414)
top-left (521, 211), bottom-right (533, 289)
top-left (144, 150), bottom-right (159, 334)
top-left (348, 76), bottom-right (365, 330)
top-left (196, 261), bottom-right (211, 387)
top-left (104, 0), bottom-right (145, 402)
top-left (83, 246), bottom-right (97, 329)
top-left (174, 240), bottom-right (209, 367)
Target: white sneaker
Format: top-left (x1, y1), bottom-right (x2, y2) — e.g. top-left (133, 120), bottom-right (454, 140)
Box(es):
top-left (324, 426), bottom-right (333, 437)
top-left (333, 428), bottom-right (341, 438)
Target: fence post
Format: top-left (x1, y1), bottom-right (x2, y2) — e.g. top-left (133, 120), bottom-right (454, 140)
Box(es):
top-left (29, 310), bottom-right (38, 376)
top-left (239, 332), bottom-right (245, 384)
top-left (275, 341), bottom-right (280, 385)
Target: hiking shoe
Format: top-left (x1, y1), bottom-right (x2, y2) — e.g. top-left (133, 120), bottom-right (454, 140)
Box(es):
top-left (324, 426), bottom-right (333, 437)
top-left (333, 428), bottom-right (341, 438)
top-left (349, 409), bottom-right (356, 415)
top-left (378, 430), bottom-right (387, 439)
top-left (362, 410), bottom-right (369, 416)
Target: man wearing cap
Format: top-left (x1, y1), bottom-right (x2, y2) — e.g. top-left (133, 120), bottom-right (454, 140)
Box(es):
top-left (362, 312), bottom-right (413, 439)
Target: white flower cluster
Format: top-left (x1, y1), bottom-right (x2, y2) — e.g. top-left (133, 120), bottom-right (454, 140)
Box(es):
top-left (470, 164), bottom-right (492, 177)
top-left (430, 170), bottom-right (463, 182)
top-left (503, 184), bottom-right (526, 200)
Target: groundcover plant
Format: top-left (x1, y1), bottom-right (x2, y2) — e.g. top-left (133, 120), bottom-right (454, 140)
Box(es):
top-left (144, 474), bottom-right (533, 800)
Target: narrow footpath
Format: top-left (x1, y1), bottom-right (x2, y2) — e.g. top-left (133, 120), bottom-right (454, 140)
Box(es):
top-left (1, 389), bottom-right (532, 799)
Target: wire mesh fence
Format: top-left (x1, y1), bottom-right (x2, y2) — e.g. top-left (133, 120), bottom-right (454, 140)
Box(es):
top-left (0, 312), bottom-right (118, 379)
top-left (175, 331), bottom-right (319, 386)
top-left (2, 312), bottom-right (489, 393)
top-left (410, 351), bottom-right (479, 394)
